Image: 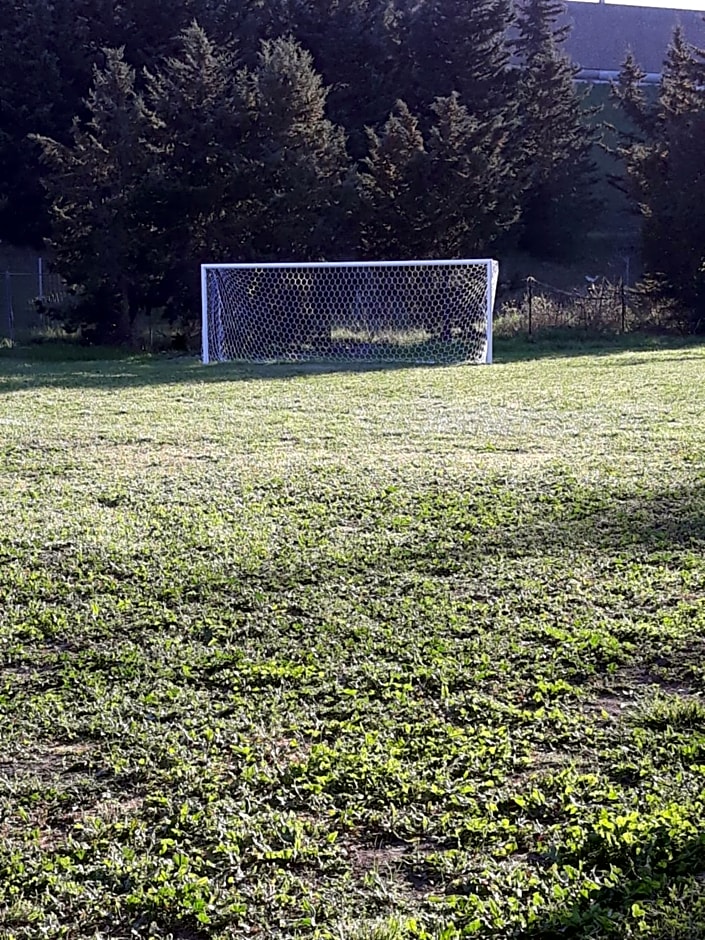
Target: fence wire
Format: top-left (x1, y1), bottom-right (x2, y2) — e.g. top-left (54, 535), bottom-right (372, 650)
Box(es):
top-left (0, 262), bottom-right (68, 343)
top-left (497, 277), bottom-right (631, 337)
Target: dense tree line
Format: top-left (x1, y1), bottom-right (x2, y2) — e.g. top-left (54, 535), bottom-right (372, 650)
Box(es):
top-left (613, 29), bottom-right (705, 330)
top-left (0, 0), bottom-right (599, 342)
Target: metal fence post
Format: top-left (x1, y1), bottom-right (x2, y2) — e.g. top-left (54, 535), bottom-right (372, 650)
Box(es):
top-left (621, 280), bottom-right (627, 333)
top-left (527, 277), bottom-right (534, 336)
top-left (4, 271), bottom-right (14, 344)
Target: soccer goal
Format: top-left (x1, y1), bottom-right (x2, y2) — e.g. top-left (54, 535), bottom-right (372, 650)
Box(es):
top-left (201, 259), bottom-right (499, 366)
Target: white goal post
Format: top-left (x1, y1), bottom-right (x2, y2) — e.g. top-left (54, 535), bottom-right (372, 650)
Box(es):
top-left (201, 259), bottom-right (499, 366)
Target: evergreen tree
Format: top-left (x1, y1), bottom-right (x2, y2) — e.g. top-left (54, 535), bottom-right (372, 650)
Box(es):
top-left (513, 0), bottom-right (599, 259)
top-left (117, 0), bottom-right (201, 69)
top-left (359, 93), bottom-right (521, 259)
top-left (291, 0), bottom-right (410, 157)
top-left (144, 23), bottom-right (243, 320)
top-left (358, 100), bottom-right (431, 258)
top-left (236, 37), bottom-right (353, 261)
top-left (0, 0), bottom-right (137, 247)
top-left (426, 92), bottom-right (521, 256)
top-left (401, 0), bottom-right (523, 257)
top-left (614, 29), bottom-right (705, 324)
top-left (34, 48), bottom-right (161, 343)
top-left (192, 0), bottom-right (301, 67)
top-left (32, 25), bottom-right (352, 342)
top-left (0, 0), bottom-right (74, 245)
top-left (0, 0), bottom-right (204, 248)
top-left (610, 52), bottom-right (652, 138)
top-left (408, 0), bottom-right (514, 118)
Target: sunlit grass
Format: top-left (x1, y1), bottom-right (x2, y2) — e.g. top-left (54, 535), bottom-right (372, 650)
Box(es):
top-left (1, 339), bottom-right (705, 938)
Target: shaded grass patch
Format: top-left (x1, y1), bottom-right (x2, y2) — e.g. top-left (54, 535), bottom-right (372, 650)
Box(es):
top-left (2, 343), bottom-right (705, 938)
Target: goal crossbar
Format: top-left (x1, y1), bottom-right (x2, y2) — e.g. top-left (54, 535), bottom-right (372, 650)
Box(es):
top-left (202, 259), bottom-right (497, 270)
top-left (201, 258), bottom-right (498, 366)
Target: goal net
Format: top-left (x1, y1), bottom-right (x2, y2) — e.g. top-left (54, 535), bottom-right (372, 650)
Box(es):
top-left (201, 259), bottom-right (498, 366)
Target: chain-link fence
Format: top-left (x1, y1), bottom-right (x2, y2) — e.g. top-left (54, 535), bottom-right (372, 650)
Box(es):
top-left (0, 260), bottom-right (68, 344)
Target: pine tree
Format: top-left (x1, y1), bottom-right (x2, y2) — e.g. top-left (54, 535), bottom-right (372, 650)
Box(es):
top-left (656, 31), bottom-right (705, 316)
top-left (513, 0), bottom-right (599, 259)
top-left (193, 0), bottom-right (301, 67)
top-left (408, 0), bottom-right (514, 118)
top-left (400, 0), bottom-right (523, 257)
top-left (290, 0), bottom-right (410, 157)
top-left (236, 36), bottom-right (353, 261)
top-left (614, 29), bottom-right (705, 324)
top-left (34, 48), bottom-right (161, 343)
top-left (0, 0), bottom-right (139, 247)
top-left (144, 23), bottom-right (243, 320)
top-left (117, 0), bottom-right (200, 69)
top-left (426, 93), bottom-right (521, 256)
top-left (612, 53), bottom-right (652, 138)
top-left (0, 0), bottom-right (206, 248)
top-left (0, 0), bottom-right (74, 245)
top-left (359, 93), bottom-right (521, 260)
top-left (358, 100), bottom-right (431, 258)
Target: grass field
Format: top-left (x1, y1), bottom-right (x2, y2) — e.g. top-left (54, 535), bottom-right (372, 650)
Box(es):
top-left (2, 338), bottom-right (705, 939)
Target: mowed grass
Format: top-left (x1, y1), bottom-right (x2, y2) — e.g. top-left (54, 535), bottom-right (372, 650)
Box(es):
top-left (2, 340), bottom-right (705, 939)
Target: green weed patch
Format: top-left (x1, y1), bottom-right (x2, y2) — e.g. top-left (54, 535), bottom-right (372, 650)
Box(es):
top-left (1, 346), bottom-right (705, 938)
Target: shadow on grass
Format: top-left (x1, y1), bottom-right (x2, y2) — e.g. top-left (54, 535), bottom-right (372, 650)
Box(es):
top-left (0, 351), bottom-right (442, 395)
top-left (1, 333), bottom-right (705, 393)
top-left (407, 476), bottom-right (705, 570)
top-left (527, 483), bottom-right (705, 554)
top-left (493, 331), bottom-right (705, 363)
top-left (513, 831), bottom-right (705, 939)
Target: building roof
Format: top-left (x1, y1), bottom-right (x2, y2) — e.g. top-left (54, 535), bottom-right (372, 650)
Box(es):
top-left (561, 1), bottom-right (705, 73)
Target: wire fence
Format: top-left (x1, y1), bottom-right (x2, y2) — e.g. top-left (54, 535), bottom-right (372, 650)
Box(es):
top-left (495, 276), bottom-right (635, 338)
top-left (0, 264), bottom-right (684, 347)
top-left (0, 260), bottom-right (68, 344)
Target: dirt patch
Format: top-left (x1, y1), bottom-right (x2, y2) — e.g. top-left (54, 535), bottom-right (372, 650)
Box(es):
top-left (591, 692), bottom-right (629, 718)
top-left (585, 670), bottom-right (698, 719)
top-left (0, 784), bottom-right (145, 852)
top-left (531, 749), bottom-right (575, 769)
top-left (79, 794), bottom-right (144, 825)
top-left (347, 841), bottom-right (411, 874)
top-left (343, 836), bottom-right (441, 896)
top-left (630, 664), bottom-right (695, 694)
top-left (0, 741), bottom-right (93, 782)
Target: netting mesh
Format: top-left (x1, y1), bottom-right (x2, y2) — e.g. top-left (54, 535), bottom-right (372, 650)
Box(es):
top-left (202, 260), bottom-right (498, 365)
